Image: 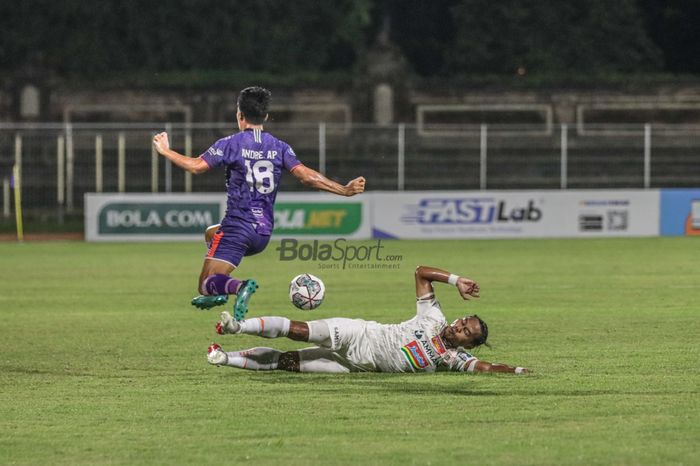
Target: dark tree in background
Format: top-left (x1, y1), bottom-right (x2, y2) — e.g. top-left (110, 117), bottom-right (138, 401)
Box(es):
top-left (0, 0), bottom-right (698, 82)
top-left (399, 0), bottom-right (663, 76)
top-left (0, 0), bottom-right (372, 76)
top-left (639, 0), bottom-right (700, 73)
top-left (380, 0), bottom-right (458, 76)
top-left (384, 0), bottom-right (700, 78)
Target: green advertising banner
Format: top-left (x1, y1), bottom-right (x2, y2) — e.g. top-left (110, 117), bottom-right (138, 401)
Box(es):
top-left (273, 202), bottom-right (362, 235)
top-left (98, 202), bottom-right (221, 234)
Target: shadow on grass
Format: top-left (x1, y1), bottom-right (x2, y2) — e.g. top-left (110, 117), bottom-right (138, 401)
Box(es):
top-left (5, 365), bottom-right (695, 398)
top-left (242, 373), bottom-right (499, 395)
top-left (239, 372), bottom-right (696, 397)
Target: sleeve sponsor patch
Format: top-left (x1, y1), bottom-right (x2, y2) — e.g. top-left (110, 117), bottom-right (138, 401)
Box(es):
top-left (441, 349), bottom-right (477, 371)
top-left (431, 335), bottom-right (447, 355)
top-left (208, 147), bottom-right (224, 157)
top-left (401, 340), bottom-right (430, 370)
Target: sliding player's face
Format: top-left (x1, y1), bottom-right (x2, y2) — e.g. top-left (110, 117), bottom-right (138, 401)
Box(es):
top-left (444, 317), bottom-right (483, 349)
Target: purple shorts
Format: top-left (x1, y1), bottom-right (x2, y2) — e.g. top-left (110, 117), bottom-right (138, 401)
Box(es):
top-left (206, 219), bottom-right (270, 267)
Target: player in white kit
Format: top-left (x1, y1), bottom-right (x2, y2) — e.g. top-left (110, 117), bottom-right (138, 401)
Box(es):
top-left (207, 265), bottom-right (530, 374)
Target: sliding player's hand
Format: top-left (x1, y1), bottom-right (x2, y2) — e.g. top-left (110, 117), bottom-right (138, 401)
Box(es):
top-left (456, 277), bottom-right (480, 300)
top-left (344, 176), bottom-right (366, 196)
top-left (153, 132), bottom-right (171, 155)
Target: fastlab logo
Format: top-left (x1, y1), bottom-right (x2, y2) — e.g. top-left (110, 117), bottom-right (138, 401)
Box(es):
top-left (273, 202), bottom-right (362, 235)
top-left (98, 202), bottom-right (220, 234)
top-left (402, 198), bottom-right (542, 224)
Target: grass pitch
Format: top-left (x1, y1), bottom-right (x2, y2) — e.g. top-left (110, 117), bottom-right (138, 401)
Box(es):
top-left (0, 238), bottom-right (698, 465)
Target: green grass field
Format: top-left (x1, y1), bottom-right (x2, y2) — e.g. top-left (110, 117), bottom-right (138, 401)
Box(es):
top-left (0, 238), bottom-right (698, 466)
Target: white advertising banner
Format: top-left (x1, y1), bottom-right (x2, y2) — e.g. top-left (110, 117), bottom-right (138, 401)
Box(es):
top-left (371, 190), bottom-right (660, 239)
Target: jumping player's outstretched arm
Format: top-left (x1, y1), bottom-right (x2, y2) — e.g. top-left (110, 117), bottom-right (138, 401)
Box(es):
top-left (415, 265), bottom-right (480, 300)
top-left (153, 132), bottom-right (210, 175)
top-left (291, 165), bottom-right (365, 196)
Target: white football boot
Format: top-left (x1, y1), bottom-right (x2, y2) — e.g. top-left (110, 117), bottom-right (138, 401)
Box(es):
top-left (216, 311), bottom-right (242, 335)
top-left (207, 343), bottom-right (228, 366)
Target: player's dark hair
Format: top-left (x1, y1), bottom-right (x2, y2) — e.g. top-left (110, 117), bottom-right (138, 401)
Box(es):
top-left (237, 86), bottom-right (271, 125)
top-left (471, 314), bottom-right (489, 347)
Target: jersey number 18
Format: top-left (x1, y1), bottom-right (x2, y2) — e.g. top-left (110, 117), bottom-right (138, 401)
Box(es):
top-left (244, 160), bottom-right (275, 194)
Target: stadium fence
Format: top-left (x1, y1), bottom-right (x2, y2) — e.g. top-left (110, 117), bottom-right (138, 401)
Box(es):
top-left (1, 122), bottom-right (699, 219)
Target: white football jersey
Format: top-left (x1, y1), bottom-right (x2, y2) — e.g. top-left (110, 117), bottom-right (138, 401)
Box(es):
top-left (362, 298), bottom-right (478, 373)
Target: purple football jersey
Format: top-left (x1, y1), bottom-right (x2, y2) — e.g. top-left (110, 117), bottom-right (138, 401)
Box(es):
top-left (201, 128), bottom-right (302, 235)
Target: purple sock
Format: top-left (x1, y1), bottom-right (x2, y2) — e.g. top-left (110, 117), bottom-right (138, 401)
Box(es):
top-left (202, 274), bottom-right (241, 295)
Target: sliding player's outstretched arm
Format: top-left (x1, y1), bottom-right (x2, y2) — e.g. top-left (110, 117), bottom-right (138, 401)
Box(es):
top-left (472, 360), bottom-right (530, 374)
top-left (451, 353), bottom-right (530, 375)
top-left (292, 165), bottom-right (365, 196)
top-left (153, 132), bottom-right (210, 175)
top-left (415, 265), bottom-right (480, 300)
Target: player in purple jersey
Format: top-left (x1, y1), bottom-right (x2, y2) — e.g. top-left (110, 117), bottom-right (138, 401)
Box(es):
top-left (153, 87), bottom-right (365, 320)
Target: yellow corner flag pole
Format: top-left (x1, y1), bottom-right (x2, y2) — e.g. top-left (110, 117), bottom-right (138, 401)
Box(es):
top-left (13, 164), bottom-right (23, 242)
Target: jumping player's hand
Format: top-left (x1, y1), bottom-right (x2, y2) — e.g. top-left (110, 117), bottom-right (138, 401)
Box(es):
top-left (153, 132), bottom-right (171, 155)
top-left (456, 277), bottom-right (480, 300)
top-left (344, 176), bottom-right (366, 196)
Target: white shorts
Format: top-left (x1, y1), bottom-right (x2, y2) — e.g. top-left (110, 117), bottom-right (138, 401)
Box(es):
top-left (308, 318), bottom-right (377, 371)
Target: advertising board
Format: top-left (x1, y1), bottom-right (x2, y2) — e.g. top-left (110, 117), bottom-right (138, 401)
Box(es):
top-left (85, 193), bottom-right (371, 241)
top-left (272, 193), bottom-right (370, 239)
top-left (85, 193), bottom-right (226, 241)
top-left (660, 189), bottom-right (700, 236)
top-left (371, 190), bottom-right (659, 239)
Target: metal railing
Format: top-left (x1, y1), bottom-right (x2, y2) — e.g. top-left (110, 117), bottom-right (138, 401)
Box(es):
top-left (1, 122), bottom-right (699, 218)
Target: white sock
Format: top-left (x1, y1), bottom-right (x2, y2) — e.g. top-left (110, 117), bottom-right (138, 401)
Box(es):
top-left (240, 317), bottom-right (290, 338)
top-left (225, 347), bottom-right (282, 370)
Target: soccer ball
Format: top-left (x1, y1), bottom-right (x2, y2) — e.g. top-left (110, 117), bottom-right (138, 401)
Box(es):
top-left (289, 274), bottom-right (325, 310)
